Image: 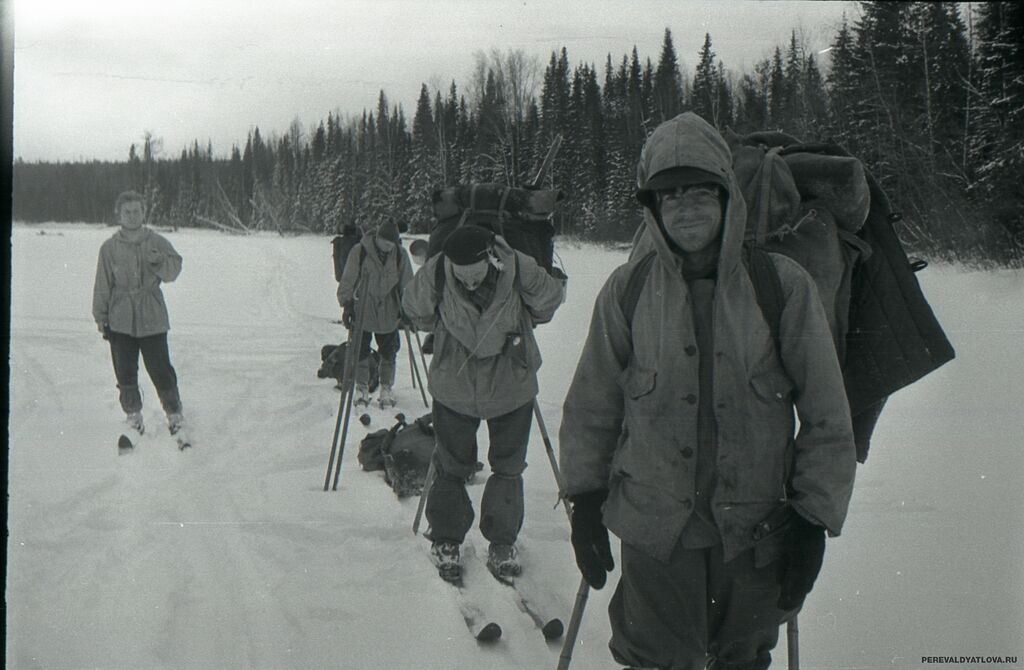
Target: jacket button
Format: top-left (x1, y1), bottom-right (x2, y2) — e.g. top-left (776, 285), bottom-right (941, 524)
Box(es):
top-left (685, 394), bottom-right (697, 405)
top-left (684, 345), bottom-right (697, 356)
top-left (681, 447), bottom-right (694, 459)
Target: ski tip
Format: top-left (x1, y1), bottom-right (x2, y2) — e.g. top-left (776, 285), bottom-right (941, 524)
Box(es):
top-left (476, 622), bottom-right (502, 642)
top-left (542, 618), bottom-right (565, 641)
top-left (117, 434), bottom-right (134, 452)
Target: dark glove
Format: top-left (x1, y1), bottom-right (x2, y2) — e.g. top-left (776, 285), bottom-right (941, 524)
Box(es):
top-left (569, 489), bottom-right (614, 589)
top-left (777, 512), bottom-right (826, 610)
top-left (342, 301), bottom-right (355, 329)
top-left (99, 323), bottom-right (111, 340)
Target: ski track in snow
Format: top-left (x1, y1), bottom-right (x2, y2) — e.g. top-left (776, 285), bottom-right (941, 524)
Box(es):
top-left (7, 223), bottom-right (1024, 669)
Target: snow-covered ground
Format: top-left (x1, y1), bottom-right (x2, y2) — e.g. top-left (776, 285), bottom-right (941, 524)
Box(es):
top-left (6, 222), bottom-right (1023, 669)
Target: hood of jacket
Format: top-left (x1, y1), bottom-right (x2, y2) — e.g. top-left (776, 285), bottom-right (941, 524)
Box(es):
top-left (635, 112), bottom-right (748, 281)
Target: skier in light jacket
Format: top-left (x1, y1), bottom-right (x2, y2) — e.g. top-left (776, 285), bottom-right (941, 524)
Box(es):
top-left (93, 190), bottom-right (186, 437)
top-left (559, 112), bottom-right (857, 670)
top-left (402, 225), bottom-right (565, 583)
top-left (337, 220), bottom-right (414, 408)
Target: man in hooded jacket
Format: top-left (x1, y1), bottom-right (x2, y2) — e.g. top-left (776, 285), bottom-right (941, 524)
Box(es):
top-left (337, 220), bottom-right (414, 408)
top-left (402, 225), bottom-right (565, 582)
top-left (559, 113), bottom-right (857, 669)
top-left (93, 190), bottom-right (186, 437)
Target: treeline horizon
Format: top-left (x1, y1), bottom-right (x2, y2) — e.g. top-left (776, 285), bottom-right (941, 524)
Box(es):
top-left (12, 2), bottom-right (1024, 267)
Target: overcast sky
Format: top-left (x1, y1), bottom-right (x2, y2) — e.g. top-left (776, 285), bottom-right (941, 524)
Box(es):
top-left (13, 0), bottom-right (861, 163)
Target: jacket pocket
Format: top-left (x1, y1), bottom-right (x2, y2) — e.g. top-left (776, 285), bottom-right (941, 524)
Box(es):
top-left (618, 365), bottom-right (657, 400)
top-left (749, 369), bottom-right (794, 403)
top-left (502, 332), bottom-right (529, 369)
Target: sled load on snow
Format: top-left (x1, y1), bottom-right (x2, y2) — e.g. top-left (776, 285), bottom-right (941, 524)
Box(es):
top-left (633, 129), bottom-right (954, 462)
top-left (357, 413), bottom-right (437, 498)
top-left (318, 343), bottom-right (380, 391)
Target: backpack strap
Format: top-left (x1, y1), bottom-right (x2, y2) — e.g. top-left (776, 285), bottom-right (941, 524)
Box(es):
top-left (743, 245), bottom-right (785, 355)
top-left (620, 251), bottom-right (657, 330)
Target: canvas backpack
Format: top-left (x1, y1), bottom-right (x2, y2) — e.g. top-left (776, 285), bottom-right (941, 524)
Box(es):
top-left (357, 413), bottom-right (436, 498)
top-left (428, 183), bottom-right (565, 277)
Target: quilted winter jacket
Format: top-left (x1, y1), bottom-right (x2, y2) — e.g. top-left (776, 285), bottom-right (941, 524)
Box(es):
top-left (402, 237), bottom-right (564, 419)
top-left (92, 227), bottom-right (182, 338)
top-left (558, 112), bottom-right (857, 564)
top-left (337, 236), bottom-right (414, 334)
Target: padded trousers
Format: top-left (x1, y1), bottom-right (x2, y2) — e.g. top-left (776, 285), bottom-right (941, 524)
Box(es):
top-left (425, 399), bottom-right (533, 546)
top-left (609, 541), bottom-right (786, 670)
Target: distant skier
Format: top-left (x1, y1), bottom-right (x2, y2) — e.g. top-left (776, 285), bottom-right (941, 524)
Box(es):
top-left (92, 190), bottom-right (186, 439)
top-left (337, 220), bottom-right (414, 408)
top-left (559, 113), bottom-right (857, 670)
top-left (402, 225), bottom-right (565, 582)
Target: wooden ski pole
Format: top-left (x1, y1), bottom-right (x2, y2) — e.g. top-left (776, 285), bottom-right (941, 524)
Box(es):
top-left (407, 332), bottom-right (418, 389)
top-left (558, 580), bottom-right (591, 670)
top-left (412, 328), bottom-right (430, 379)
top-left (403, 326), bottom-right (429, 408)
top-left (412, 455), bottom-right (436, 535)
top-left (531, 400), bottom-right (592, 670)
top-left (788, 617), bottom-right (799, 670)
top-left (323, 299), bottom-right (365, 491)
top-left (331, 281), bottom-right (370, 491)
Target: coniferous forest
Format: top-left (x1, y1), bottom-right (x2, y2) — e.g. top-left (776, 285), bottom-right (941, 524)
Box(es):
top-left (12, 2), bottom-right (1024, 266)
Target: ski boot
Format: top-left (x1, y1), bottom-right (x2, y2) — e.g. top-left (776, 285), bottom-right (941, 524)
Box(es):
top-left (126, 411), bottom-right (145, 435)
top-left (378, 384), bottom-right (397, 409)
top-left (486, 543), bottom-right (522, 581)
top-left (354, 383), bottom-right (371, 408)
top-left (119, 411), bottom-right (146, 453)
top-left (430, 540), bottom-right (462, 584)
top-left (167, 413), bottom-right (192, 450)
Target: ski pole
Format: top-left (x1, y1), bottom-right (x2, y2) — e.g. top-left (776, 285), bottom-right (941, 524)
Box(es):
top-left (412, 455), bottom-right (436, 535)
top-left (412, 328), bottom-right (430, 378)
top-left (533, 401), bottom-right (566, 492)
top-left (558, 580), bottom-right (590, 670)
top-left (323, 302), bottom-right (364, 490)
top-left (331, 281), bottom-right (370, 490)
top-left (403, 326), bottom-right (429, 408)
top-left (787, 617), bottom-right (799, 670)
top-left (530, 400), bottom-right (592, 670)
top-left (323, 368), bottom-right (353, 491)
top-left (407, 332), bottom-right (418, 389)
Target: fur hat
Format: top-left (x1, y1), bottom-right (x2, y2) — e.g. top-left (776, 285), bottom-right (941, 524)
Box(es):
top-left (443, 225), bottom-right (495, 265)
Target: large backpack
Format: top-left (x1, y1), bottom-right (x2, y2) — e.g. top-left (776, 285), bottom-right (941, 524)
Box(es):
top-left (331, 227), bottom-right (362, 282)
top-left (625, 131), bottom-right (955, 461)
top-left (357, 413), bottom-right (436, 498)
top-left (429, 183), bottom-right (564, 275)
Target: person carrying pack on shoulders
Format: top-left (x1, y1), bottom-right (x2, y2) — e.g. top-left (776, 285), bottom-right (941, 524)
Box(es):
top-left (402, 225), bottom-right (565, 583)
top-left (558, 112), bottom-right (857, 670)
top-left (337, 220), bottom-right (413, 409)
